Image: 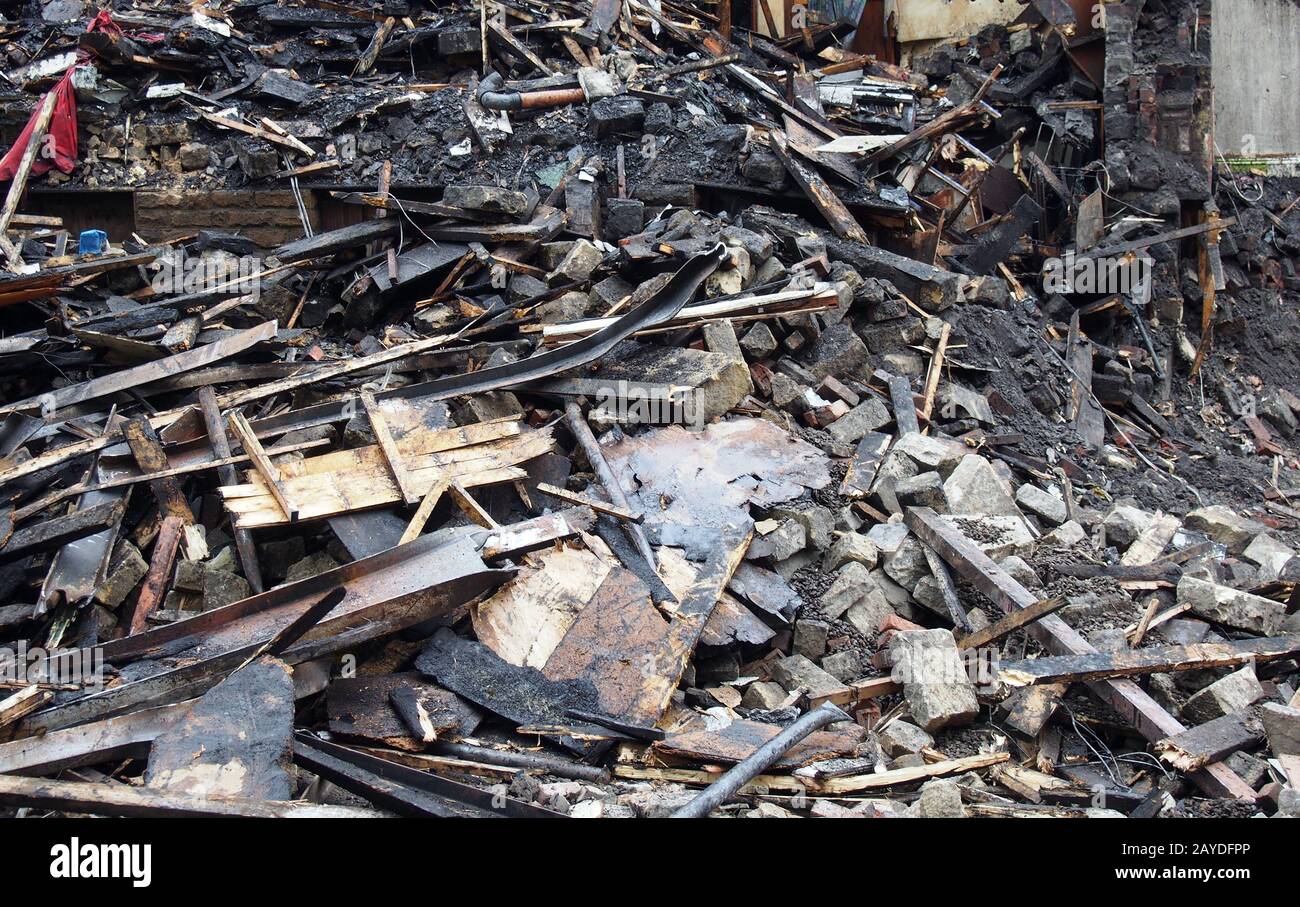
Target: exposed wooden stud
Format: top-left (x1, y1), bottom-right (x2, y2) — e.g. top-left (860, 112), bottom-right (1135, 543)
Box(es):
top-left (448, 480), bottom-right (498, 529)
top-left (198, 387), bottom-right (265, 593)
top-left (229, 410), bottom-right (298, 523)
top-left (361, 391), bottom-right (419, 505)
top-left (535, 482), bottom-right (644, 523)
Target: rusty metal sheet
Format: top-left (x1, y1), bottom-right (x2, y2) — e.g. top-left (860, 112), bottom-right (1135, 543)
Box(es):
top-left (0, 321), bottom-right (278, 419)
top-left (26, 532), bottom-right (512, 735)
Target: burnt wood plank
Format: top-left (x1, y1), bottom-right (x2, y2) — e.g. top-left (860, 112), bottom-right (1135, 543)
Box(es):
top-left (0, 499), bottom-right (125, 564)
top-left (1154, 711), bottom-right (1263, 772)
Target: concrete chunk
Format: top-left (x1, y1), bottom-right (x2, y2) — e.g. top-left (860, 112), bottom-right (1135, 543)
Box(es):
top-left (741, 680), bottom-right (788, 710)
top-left (915, 777), bottom-right (966, 817)
top-left (549, 238), bottom-right (603, 283)
top-left (943, 454), bottom-right (1020, 516)
top-left (1177, 575), bottom-right (1285, 635)
top-left (1181, 666), bottom-right (1264, 726)
top-left (882, 535), bottom-right (929, 588)
top-left (740, 322), bottom-right (778, 359)
top-left (824, 532), bottom-right (879, 572)
top-left (844, 583), bottom-right (895, 637)
top-left (877, 719), bottom-right (933, 757)
top-left (793, 618), bottom-right (830, 660)
top-left (889, 629), bottom-right (979, 733)
top-left (1183, 505), bottom-right (1266, 555)
top-left (819, 561), bottom-right (876, 619)
top-left (1260, 702), bottom-right (1300, 756)
top-left (827, 397), bottom-right (891, 444)
top-left (1102, 504), bottom-right (1155, 549)
top-left (820, 650), bottom-right (861, 681)
top-left (442, 184), bottom-right (531, 216)
top-left (865, 521), bottom-right (909, 554)
top-left (802, 322), bottom-right (869, 381)
top-left (95, 541), bottom-right (148, 608)
top-left (1243, 533), bottom-right (1296, 584)
top-left (895, 471), bottom-right (947, 510)
top-left (1016, 484), bottom-right (1068, 524)
top-left (770, 654), bottom-right (845, 699)
top-left (891, 432), bottom-right (968, 476)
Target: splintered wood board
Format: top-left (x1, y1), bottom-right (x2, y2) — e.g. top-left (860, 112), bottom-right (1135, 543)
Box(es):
top-left (221, 426), bottom-right (552, 527)
top-left (653, 719), bottom-right (861, 770)
top-left (472, 546), bottom-right (613, 669)
top-left (278, 416), bottom-right (521, 480)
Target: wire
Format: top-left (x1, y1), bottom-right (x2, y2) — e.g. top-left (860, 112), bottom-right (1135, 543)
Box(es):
top-left (386, 193), bottom-right (441, 247)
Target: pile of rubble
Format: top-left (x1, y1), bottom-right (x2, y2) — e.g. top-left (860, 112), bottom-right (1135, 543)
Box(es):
top-left (0, 0), bottom-right (1298, 819)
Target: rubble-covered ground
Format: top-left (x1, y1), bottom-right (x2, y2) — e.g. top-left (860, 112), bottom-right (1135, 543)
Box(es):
top-left (0, 0), bottom-right (1298, 820)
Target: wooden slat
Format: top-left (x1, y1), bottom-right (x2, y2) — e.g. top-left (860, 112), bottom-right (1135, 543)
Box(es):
top-left (124, 514), bottom-right (183, 636)
top-left (399, 478), bottom-right (450, 545)
top-left (998, 634), bottom-right (1300, 686)
top-left (958, 595), bottom-right (1066, 650)
top-left (535, 482), bottom-right (643, 523)
top-left (361, 391), bottom-right (419, 505)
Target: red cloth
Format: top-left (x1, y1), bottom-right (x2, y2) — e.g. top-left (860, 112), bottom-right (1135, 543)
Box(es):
top-left (86, 9), bottom-right (122, 37)
top-left (0, 68), bottom-right (78, 180)
top-left (0, 10), bottom-right (166, 183)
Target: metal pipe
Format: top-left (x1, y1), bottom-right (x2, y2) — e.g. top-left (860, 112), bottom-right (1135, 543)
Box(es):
top-left (670, 702), bottom-right (852, 818)
top-left (477, 71), bottom-right (586, 111)
top-left (431, 741), bottom-right (610, 783)
top-left (520, 87), bottom-right (586, 109)
top-left (563, 400), bottom-right (660, 576)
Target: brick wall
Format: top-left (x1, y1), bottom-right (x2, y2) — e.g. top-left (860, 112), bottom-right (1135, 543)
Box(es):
top-left (134, 189), bottom-right (319, 249)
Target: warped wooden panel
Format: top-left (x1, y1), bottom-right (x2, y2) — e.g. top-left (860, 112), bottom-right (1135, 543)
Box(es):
top-left (220, 429), bottom-right (553, 528)
top-left (541, 565), bottom-right (667, 728)
top-left (279, 417), bottom-right (522, 479)
top-left (653, 718), bottom-right (860, 769)
top-left (226, 464), bottom-right (531, 528)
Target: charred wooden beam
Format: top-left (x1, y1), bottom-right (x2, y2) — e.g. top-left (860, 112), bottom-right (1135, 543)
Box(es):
top-left (769, 130), bottom-right (869, 244)
top-left (0, 499), bottom-right (126, 564)
top-left (1154, 711), bottom-right (1263, 772)
top-left (199, 387), bottom-right (263, 593)
top-left (292, 734), bottom-right (564, 818)
top-left (0, 773), bottom-right (378, 818)
top-left (997, 634), bottom-right (1300, 687)
top-left (957, 596), bottom-right (1067, 650)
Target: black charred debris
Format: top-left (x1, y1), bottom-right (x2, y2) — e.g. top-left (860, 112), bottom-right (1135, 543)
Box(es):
top-left (0, 0), bottom-right (1297, 821)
